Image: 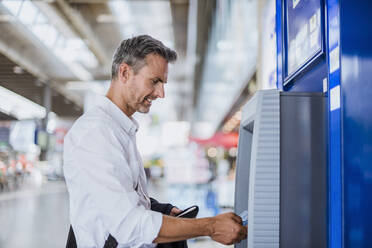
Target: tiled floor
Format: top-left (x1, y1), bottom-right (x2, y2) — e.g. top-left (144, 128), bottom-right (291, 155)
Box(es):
top-left (0, 181), bottom-right (70, 247)
top-left (0, 178), bottom-right (234, 248)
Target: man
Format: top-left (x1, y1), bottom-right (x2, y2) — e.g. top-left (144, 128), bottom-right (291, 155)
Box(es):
top-left (63, 35), bottom-right (247, 248)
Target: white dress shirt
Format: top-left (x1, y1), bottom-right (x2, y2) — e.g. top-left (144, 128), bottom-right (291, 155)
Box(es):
top-left (63, 95), bottom-right (162, 248)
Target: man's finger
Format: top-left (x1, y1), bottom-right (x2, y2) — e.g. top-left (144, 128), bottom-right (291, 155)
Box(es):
top-left (231, 213), bottom-right (243, 224)
top-left (239, 226), bottom-right (248, 240)
top-left (170, 207), bottom-right (182, 216)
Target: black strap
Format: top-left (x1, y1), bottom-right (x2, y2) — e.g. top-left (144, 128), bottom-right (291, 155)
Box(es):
top-left (150, 197), bottom-right (175, 215)
top-left (103, 234), bottom-right (118, 248)
top-left (66, 226), bottom-right (77, 248)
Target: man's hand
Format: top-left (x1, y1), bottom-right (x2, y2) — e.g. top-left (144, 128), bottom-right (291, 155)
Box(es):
top-left (170, 207), bottom-right (182, 216)
top-left (154, 211), bottom-right (247, 244)
top-left (208, 212), bottom-right (247, 245)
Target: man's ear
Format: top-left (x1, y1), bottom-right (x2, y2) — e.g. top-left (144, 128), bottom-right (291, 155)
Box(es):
top-left (118, 63), bottom-right (132, 83)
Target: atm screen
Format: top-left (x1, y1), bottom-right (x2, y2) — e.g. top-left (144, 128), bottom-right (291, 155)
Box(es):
top-left (286, 0), bottom-right (322, 76)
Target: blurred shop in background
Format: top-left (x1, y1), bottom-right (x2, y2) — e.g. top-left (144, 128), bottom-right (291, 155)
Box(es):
top-left (0, 0), bottom-right (259, 216)
top-left (0, 115), bottom-right (74, 191)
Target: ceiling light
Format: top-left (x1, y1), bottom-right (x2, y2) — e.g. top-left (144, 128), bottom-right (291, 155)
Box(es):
top-left (18, 0), bottom-right (38, 25)
top-left (13, 66), bottom-right (24, 74)
top-left (96, 14), bottom-right (116, 23)
top-left (1, 0), bottom-right (97, 79)
top-left (217, 40), bottom-right (233, 51)
top-left (1, 0), bottom-right (23, 16)
top-left (0, 85), bottom-right (46, 120)
top-left (0, 14), bottom-right (15, 22)
top-left (32, 24), bottom-right (59, 47)
top-left (66, 81), bottom-right (110, 94)
top-left (65, 62), bottom-right (93, 81)
top-left (108, 1), bottom-right (132, 26)
top-left (108, 1), bottom-right (174, 49)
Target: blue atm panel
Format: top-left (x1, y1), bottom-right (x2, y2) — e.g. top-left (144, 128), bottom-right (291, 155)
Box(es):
top-left (283, 0), bottom-right (325, 88)
top-left (286, 0), bottom-right (322, 76)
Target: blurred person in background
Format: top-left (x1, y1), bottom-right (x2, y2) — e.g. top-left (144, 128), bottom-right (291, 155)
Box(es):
top-left (63, 35), bottom-right (247, 248)
top-left (0, 160), bottom-right (6, 190)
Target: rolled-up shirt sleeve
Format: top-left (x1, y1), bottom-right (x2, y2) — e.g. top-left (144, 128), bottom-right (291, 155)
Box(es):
top-left (63, 122), bottom-right (162, 247)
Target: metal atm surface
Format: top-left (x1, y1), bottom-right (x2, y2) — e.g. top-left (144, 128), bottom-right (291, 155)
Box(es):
top-left (234, 90), bottom-right (327, 248)
top-left (280, 92), bottom-right (327, 248)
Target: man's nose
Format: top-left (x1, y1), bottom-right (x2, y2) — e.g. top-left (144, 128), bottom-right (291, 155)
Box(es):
top-left (154, 83), bottom-right (165, 98)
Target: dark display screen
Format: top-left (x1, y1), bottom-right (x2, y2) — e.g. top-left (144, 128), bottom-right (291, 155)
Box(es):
top-left (286, 0), bottom-right (321, 76)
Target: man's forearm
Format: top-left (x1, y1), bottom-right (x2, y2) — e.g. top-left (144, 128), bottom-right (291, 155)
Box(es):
top-left (154, 212), bottom-right (247, 245)
top-left (153, 215), bottom-right (213, 243)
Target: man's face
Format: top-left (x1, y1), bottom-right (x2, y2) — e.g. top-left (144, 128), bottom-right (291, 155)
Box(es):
top-left (123, 54), bottom-right (168, 115)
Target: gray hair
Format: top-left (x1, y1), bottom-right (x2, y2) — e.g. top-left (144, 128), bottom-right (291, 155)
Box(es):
top-left (111, 35), bottom-right (177, 79)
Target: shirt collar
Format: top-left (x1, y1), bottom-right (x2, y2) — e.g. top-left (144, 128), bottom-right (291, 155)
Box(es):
top-left (99, 95), bottom-right (139, 135)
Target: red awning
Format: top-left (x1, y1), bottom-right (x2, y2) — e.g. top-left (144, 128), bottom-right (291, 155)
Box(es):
top-left (189, 132), bottom-right (239, 148)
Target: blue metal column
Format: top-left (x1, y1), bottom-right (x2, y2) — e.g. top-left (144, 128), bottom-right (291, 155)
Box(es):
top-left (276, 0), bottom-right (343, 247)
top-left (276, 0), bottom-right (283, 91)
top-left (326, 1), bottom-right (342, 248)
top-left (276, 0), bottom-right (372, 247)
top-left (339, 1), bottom-right (372, 247)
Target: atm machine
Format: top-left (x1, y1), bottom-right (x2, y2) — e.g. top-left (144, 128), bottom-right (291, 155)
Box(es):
top-left (235, 0), bottom-right (372, 247)
top-left (235, 90), bottom-right (327, 248)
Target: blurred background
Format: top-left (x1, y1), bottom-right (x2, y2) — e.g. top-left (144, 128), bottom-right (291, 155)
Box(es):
top-left (0, 0), bottom-right (277, 247)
